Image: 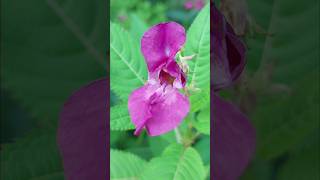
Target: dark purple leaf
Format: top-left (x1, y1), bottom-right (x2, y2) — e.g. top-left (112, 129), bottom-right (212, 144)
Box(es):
top-left (212, 94), bottom-right (256, 180)
top-left (58, 78), bottom-right (108, 180)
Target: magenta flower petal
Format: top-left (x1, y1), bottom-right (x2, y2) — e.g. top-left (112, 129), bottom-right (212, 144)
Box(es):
top-left (212, 4), bottom-right (246, 91)
top-left (146, 88), bottom-right (189, 136)
top-left (58, 79), bottom-right (107, 180)
top-left (127, 84), bottom-right (154, 135)
top-left (128, 84), bottom-right (189, 136)
top-left (212, 94), bottom-right (256, 180)
top-left (141, 22), bottom-right (186, 73)
top-left (160, 60), bottom-right (186, 88)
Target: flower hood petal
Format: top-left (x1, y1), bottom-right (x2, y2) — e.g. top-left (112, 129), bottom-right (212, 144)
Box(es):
top-left (212, 94), bottom-right (256, 180)
top-left (211, 4), bottom-right (246, 91)
top-left (58, 79), bottom-right (107, 180)
top-left (141, 22), bottom-right (186, 73)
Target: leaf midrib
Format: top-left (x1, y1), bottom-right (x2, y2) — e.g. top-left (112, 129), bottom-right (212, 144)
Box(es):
top-left (110, 43), bottom-right (145, 85)
top-left (172, 148), bottom-right (187, 180)
top-left (190, 8), bottom-right (210, 87)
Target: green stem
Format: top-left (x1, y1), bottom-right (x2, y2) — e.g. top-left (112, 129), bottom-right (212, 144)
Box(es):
top-left (174, 128), bottom-right (182, 144)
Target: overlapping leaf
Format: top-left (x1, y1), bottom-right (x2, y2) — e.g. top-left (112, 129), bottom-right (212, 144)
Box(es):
top-left (194, 103), bottom-right (210, 135)
top-left (141, 144), bottom-right (206, 180)
top-left (189, 88), bottom-right (210, 113)
top-left (110, 149), bottom-right (147, 180)
top-left (110, 103), bottom-right (135, 131)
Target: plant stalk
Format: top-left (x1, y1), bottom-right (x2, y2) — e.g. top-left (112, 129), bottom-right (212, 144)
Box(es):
top-left (174, 128), bottom-right (182, 144)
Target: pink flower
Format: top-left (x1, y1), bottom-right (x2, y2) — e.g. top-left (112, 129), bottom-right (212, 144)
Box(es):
top-left (194, 0), bottom-right (205, 10)
top-left (128, 22), bottom-right (190, 136)
top-left (184, 0), bottom-right (205, 10)
top-left (184, 1), bottom-right (193, 10)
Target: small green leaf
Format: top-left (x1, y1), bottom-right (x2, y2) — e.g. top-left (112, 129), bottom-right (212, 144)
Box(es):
top-left (110, 22), bottom-right (147, 101)
top-left (194, 103), bottom-right (210, 135)
top-left (185, 3), bottom-right (210, 91)
top-left (194, 135), bottom-right (210, 165)
top-left (110, 104), bottom-right (135, 131)
top-left (141, 144), bottom-right (206, 180)
top-left (110, 149), bottom-right (147, 180)
top-left (184, 3), bottom-right (210, 113)
top-left (189, 88), bottom-right (210, 113)
top-left (148, 131), bottom-right (176, 156)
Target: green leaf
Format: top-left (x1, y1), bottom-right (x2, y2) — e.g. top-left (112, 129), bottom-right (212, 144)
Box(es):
top-left (184, 4), bottom-right (210, 112)
top-left (148, 131), bottom-right (176, 156)
top-left (185, 3), bottom-right (210, 91)
top-left (194, 135), bottom-right (210, 165)
top-left (189, 88), bottom-right (210, 113)
top-left (141, 144), bottom-right (206, 180)
top-left (110, 22), bottom-right (147, 101)
top-left (110, 149), bottom-right (147, 180)
top-left (110, 103), bottom-right (135, 131)
top-left (194, 103), bottom-right (210, 135)
top-left (0, 129), bottom-right (63, 180)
